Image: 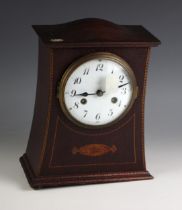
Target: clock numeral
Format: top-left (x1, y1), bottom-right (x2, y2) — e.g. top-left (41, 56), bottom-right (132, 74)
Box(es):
top-left (111, 69), bottom-right (114, 74)
top-left (108, 109), bottom-right (113, 117)
top-left (119, 75), bottom-right (124, 83)
top-left (83, 68), bottom-right (89, 75)
top-left (95, 113), bottom-right (101, 120)
top-left (70, 89), bottom-right (76, 97)
top-left (121, 87), bottom-right (127, 95)
top-left (96, 63), bottom-right (104, 71)
top-left (83, 110), bottom-right (88, 118)
top-left (74, 77), bottom-right (82, 84)
top-left (118, 100), bottom-right (122, 107)
top-left (73, 102), bottom-right (79, 109)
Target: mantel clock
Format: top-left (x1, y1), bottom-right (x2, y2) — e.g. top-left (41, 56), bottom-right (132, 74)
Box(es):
top-left (20, 18), bottom-right (160, 189)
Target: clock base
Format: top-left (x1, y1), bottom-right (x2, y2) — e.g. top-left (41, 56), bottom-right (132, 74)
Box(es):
top-left (20, 154), bottom-right (153, 189)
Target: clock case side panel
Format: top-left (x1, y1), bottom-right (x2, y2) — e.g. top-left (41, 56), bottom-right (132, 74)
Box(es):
top-left (20, 40), bottom-right (53, 176)
top-left (137, 47), bottom-right (151, 171)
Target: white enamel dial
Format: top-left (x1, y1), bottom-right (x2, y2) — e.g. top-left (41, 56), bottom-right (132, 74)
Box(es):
top-left (59, 53), bottom-right (137, 127)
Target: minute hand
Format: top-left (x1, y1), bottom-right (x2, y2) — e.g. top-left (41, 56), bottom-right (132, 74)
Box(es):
top-left (118, 82), bottom-right (129, 88)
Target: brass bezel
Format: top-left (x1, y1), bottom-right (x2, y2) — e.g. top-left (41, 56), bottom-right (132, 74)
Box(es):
top-left (58, 52), bottom-right (138, 129)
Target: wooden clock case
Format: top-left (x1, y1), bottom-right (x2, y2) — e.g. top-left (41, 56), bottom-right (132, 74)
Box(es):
top-left (20, 18), bottom-right (160, 189)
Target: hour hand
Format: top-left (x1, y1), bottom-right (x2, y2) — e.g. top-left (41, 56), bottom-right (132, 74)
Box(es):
top-left (75, 90), bottom-right (105, 97)
top-left (75, 92), bottom-right (96, 97)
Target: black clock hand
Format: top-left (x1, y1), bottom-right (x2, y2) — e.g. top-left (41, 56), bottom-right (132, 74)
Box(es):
top-left (75, 92), bottom-right (96, 97)
top-left (118, 82), bottom-right (129, 88)
top-left (75, 83), bottom-right (128, 97)
top-left (75, 90), bottom-right (105, 97)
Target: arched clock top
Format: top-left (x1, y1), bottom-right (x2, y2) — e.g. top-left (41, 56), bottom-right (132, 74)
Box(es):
top-left (32, 18), bottom-right (160, 47)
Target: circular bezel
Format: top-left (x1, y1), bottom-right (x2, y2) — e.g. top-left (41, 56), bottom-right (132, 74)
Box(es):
top-left (58, 52), bottom-right (138, 128)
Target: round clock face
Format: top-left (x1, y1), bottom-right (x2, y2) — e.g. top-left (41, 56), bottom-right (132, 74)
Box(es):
top-left (58, 52), bottom-right (138, 127)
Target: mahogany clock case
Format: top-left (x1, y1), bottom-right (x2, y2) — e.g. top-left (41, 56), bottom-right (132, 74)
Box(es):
top-left (20, 19), bottom-right (161, 189)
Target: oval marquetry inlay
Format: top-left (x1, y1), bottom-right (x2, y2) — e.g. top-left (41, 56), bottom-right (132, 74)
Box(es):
top-left (72, 144), bottom-right (117, 157)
